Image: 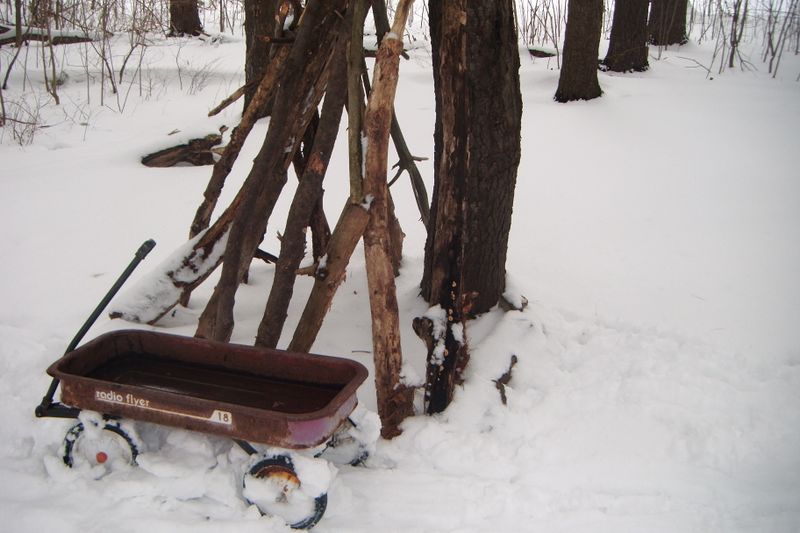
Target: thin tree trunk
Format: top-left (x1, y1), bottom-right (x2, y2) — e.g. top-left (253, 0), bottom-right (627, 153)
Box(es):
top-left (195, 0), bottom-right (348, 342)
top-left (15, 0), bottom-right (23, 47)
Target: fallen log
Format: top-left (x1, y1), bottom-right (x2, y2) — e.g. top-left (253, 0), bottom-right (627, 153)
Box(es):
top-left (0, 25), bottom-right (97, 46)
top-left (141, 134), bottom-right (222, 167)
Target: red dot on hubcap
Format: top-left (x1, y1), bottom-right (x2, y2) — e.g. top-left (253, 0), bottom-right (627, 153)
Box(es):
top-left (96, 451), bottom-right (108, 464)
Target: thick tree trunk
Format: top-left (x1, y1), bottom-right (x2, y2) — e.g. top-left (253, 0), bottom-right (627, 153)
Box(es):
top-left (554, 0), bottom-right (603, 102)
top-left (649, 0), bottom-right (689, 46)
top-left (422, 0), bottom-right (521, 315)
top-left (420, 0), bottom-right (521, 413)
top-left (362, 0), bottom-right (415, 438)
top-left (255, 51), bottom-right (347, 349)
top-left (169, 0), bottom-right (203, 37)
top-left (244, 0), bottom-right (277, 115)
top-left (195, 0), bottom-right (347, 342)
top-left (603, 0), bottom-right (649, 72)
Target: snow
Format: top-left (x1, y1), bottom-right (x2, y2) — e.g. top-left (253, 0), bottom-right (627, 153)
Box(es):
top-left (1, 13), bottom-right (800, 533)
top-left (110, 228), bottom-right (229, 323)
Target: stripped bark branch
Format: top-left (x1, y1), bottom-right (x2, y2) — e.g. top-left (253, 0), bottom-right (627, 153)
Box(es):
top-left (361, 0), bottom-right (415, 438)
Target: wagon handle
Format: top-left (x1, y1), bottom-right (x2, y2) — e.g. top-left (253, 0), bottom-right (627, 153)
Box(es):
top-left (35, 239), bottom-right (156, 418)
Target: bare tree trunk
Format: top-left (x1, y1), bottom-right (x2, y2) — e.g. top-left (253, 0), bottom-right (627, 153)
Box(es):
top-left (602, 0), bottom-right (649, 72)
top-left (362, 0), bottom-right (415, 438)
top-left (649, 0), bottom-right (688, 46)
top-left (420, 0), bottom-right (521, 413)
top-left (169, 0), bottom-right (203, 37)
top-left (15, 0), bottom-right (23, 47)
top-left (244, 0), bottom-right (277, 115)
top-left (195, 0), bottom-right (348, 342)
top-left (555, 0), bottom-right (603, 102)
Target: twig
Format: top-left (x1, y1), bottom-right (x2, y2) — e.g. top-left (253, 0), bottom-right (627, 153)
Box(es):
top-left (207, 83), bottom-right (248, 117)
top-left (494, 355), bottom-right (518, 405)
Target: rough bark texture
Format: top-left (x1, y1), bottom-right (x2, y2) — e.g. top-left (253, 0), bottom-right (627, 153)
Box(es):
top-left (244, 0), bottom-right (277, 115)
top-left (649, 0), bottom-right (689, 46)
top-left (362, 0), bottom-right (415, 438)
top-left (168, 0), bottom-right (203, 36)
top-left (554, 0), bottom-right (603, 102)
top-left (422, 0), bottom-right (522, 315)
top-left (603, 0), bottom-right (649, 72)
top-left (420, 0), bottom-right (521, 414)
top-left (255, 51), bottom-right (347, 349)
top-left (195, 0), bottom-right (347, 342)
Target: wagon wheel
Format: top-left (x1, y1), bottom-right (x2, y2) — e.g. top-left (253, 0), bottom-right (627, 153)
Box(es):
top-left (242, 455), bottom-right (327, 530)
top-left (62, 420), bottom-right (139, 468)
top-left (315, 417), bottom-right (369, 466)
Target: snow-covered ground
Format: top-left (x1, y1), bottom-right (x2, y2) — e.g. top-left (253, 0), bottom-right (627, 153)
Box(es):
top-left (1, 18), bottom-right (799, 533)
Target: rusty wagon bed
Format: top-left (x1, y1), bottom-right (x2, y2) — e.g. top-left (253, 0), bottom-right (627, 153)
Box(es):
top-left (46, 329), bottom-right (368, 449)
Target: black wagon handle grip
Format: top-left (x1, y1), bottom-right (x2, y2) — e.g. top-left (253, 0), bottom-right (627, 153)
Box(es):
top-left (135, 239), bottom-right (156, 260)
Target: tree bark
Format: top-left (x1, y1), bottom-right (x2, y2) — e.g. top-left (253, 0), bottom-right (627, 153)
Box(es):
top-left (602, 0), bottom-right (649, 72)
top-left (169, 0), bottom-right (203, 37)
top-left (195, 0), bottom-right (347, 342)
top-left (649, 0), bottom-right (689, 46)
top-left (362, 0), bottom-right (415, 438)
top-left (420, 0), bottom-right (521, 413)
top-left (141, 134), bottom-right (222, 167)
top-left (244, 0), bottom-right (277, 116)
top-left (554, 0), bottom-right (603, 102)
top-left (422, 0), bottom-right (521, 314)
top-left (255, 50), bottom-right (347, 349)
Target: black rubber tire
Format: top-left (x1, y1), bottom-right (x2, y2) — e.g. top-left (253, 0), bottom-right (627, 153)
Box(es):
top-left (62, 421), bottom-right (139, 467)
top-left (243, 455), bottom-right (328, 530)
top-left (314, 417), bottom-right (369, 466)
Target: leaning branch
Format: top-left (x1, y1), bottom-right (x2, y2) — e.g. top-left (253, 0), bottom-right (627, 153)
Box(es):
top-left (361, 0), bottom-right (416, 439)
